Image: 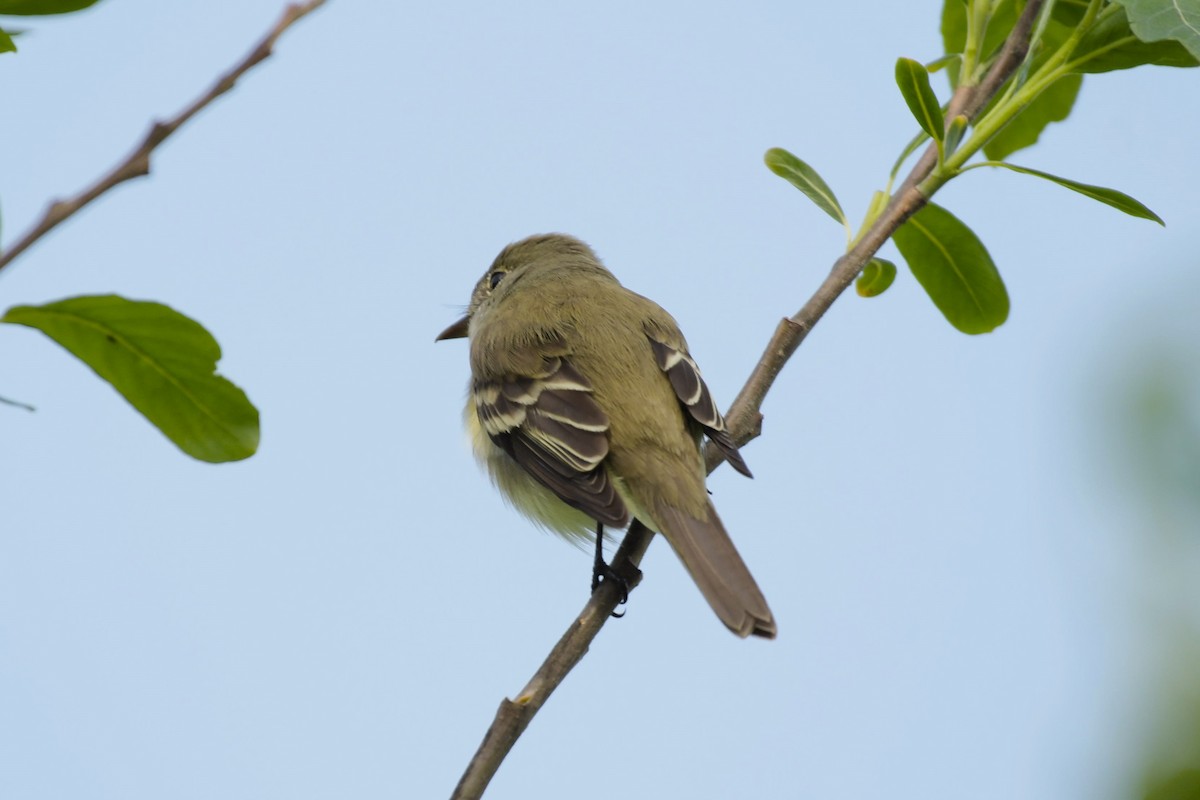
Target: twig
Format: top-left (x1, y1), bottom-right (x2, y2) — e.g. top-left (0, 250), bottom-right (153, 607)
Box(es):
top-left (450, 523), bottom-right (652, 800)
top-left (0, 0), bottom-right (327, 276)
top-left (454, 2), bottom-right (1046, 797)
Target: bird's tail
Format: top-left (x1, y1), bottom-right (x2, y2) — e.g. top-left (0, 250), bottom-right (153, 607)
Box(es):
top-left (651, 498), bottom-right (776, 639)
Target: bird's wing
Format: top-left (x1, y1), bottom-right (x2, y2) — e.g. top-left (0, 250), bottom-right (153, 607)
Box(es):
top-left (474, 356), bottom-right (630, 528)
top-left (645, 334), bottom-right (753, 478)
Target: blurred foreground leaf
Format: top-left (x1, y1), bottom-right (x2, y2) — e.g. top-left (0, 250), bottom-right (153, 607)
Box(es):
top-left (2, 295), bottom-right (259, 462)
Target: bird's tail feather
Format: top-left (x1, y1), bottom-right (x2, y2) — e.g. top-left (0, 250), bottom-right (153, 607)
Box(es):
top-left (651, 498), bottom-right (776, 639)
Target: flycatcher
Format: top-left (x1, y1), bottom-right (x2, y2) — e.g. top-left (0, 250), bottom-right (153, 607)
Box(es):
top-left (437, 234), bottom-right (776, 639)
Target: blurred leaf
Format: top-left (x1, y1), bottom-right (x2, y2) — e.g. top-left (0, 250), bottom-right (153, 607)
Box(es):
top-left (856, 258), bottom-right (897, 297)
top-left (941, 0), bottom-right (968, 85)
top-left (851, 190), bottom-right (892, 251)
top-left (980, 0), bottom-right (1019, 59)
top-left (940, 0), bottom-right (1018, 85)
top-left (1115, 0), bottom-right (1200, 60)
top-left (0, 0), bottom-right (101, 13)
top-left (892, 202), bottom-right (1009, 334)
top-left (944, 114), bottom-right (968, 158)
top-left (1051, 0), bottom-right (1092, 26)
top-left (1145, 769), bottom-right (1200, 800)
top-left (0, 26), bottom-right (15, 52)
top-left (895, 57), bottom-right (945, 142)
top-left (2, 295), bottom-right (259, 462)
top-left (925, 53), bottom-right (961, 73)
top-left (764, 147), bottom-right (847, 225)
top-left (989, 162), bottom-right (1164, 223)
top-left (983, 73), bottom-right (1082, 159)
top-left (1073, 6), bottom-right (1199, 71)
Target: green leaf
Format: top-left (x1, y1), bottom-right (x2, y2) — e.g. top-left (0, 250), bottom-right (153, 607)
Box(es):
top-left (2, 295), bottom-right (259, 462)
top-left (983, 73), bottom-right (1082, 159)
top-left (940, 0), bottom-right (968, 85)
top-left (856, 258), bottom-right (897, 298)
top-left (944, 114), bottom-right (968, 159)
top-left (1051, 0), bottom-right (1092, 27)
top-left (0, 27), bottom-right (15, 53)
top-left (979, 0), bottom-right (1020, 61)
top-left (1114, 0), bottom-right (1200, 60)
top-left (850, 190), bottom-right (892, 251)
top-left (925, 53), bottom-right (961, 73)
top-left (895, 57), bottom-right (945, 142)
top-left (892, 202), bottom-right (1009, 334)
top-left (940, 0), bottom-right (1019, 86)
top-left (988, 162), bottom-right (1164, 223)
top-left (0, 0), bottom-right (101, 14)
top-left (763, 147), bottom-right (847, 226)
top-left (1073, 6), bottom-right (1199, 71)
top-left (1145, 769), bottom-right (1200, 800)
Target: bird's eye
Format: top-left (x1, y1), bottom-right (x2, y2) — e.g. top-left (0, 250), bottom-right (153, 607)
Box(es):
top-left (489, 271), bottom-right (505, 290)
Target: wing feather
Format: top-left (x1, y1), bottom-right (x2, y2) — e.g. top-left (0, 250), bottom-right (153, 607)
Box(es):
top-left (646, 336), bottom-right (753, 478)
top-left (475, 356), bottom-right (629, 527)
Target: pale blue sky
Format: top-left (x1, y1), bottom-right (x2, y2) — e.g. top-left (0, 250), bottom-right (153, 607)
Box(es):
top-left (3, 2), bottom-right (1199, 799)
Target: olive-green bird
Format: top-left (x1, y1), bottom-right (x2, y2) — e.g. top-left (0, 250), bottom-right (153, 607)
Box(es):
top-left (437, 234), bottom-right (775, 638)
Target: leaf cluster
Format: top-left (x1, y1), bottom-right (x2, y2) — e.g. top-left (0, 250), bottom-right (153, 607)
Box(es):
top-left (766, 0), bottom-right (1197, 334)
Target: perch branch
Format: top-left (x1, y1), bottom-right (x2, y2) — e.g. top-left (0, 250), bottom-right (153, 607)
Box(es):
top-left (455, 2), bottom-right (1046, 797)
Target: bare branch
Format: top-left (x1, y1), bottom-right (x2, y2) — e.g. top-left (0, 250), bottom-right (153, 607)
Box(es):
top-left (452, 3), bottom-right (1048, 797)
top-left (451, 523), bottom-right (652, 800)
top-left (0, 0), bottom-right (326, 275)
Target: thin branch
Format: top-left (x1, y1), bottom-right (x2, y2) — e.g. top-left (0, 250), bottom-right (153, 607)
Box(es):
top-left (454, 3), bottom-right (1046, 797)
top-left (451, 523), bottom-right (652, 800)
top-left (0, 0), bottom-right (327, 276)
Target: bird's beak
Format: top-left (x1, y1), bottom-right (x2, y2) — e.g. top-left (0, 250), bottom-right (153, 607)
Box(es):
top-left (435, 315), bottom-right (470, 341)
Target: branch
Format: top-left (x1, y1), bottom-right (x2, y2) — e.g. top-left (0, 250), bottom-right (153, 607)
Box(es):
top-left (0, 0), bottom-right (327, 276)
top-left (451, 523), bottom-right (652, 800)
top-left (455, 2), bottom-right (1047, 796)
top-left (718, 0), bottom-right (1045, 459)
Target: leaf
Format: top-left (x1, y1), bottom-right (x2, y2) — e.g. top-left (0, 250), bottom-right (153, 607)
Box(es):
top-left (1073, 6), bottom-right (1199, 71)
top-left (764, 147), bottom-right (847, 225)
top-left (925, 53), bottom-right (961, 73)
top-left (944, 114), bottom-right (968, 158)
top-left (983, 73), bottom-right (1082, 159)
top-left (892, 202), bottom-right (1009, 334)
top-left (856, 258), bottom-right (897, 297)
top-left (895, 57), bottom-right (945, 142)
top-left (1051, 0), bottom-right (1092, 27)
top-left (850, 190), bottom-right (892, 251)
top-left (1114, 0), bottom-right (1200, 60)
top-left (0, 0), bottom-right (102, 14)
top-left (2, 295), bottom-right (259, 462)
top-left (988, 162), bottom-right (1164, 223)
top-left (940, 0), bottom-right (1019, 86)
top-left (0, 27), bottom-right (15, 53)
top-left (940, 0), bottom-right (968, 85)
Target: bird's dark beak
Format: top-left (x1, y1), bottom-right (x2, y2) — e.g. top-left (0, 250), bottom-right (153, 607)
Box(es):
top-left (435, 315), bottom-right (470, 341)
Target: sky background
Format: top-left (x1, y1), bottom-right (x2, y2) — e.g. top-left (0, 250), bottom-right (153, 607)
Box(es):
top-left (3, 2), bottom-right (1199, 799)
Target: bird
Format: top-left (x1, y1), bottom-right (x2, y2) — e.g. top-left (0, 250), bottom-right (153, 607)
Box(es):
top-left (436, 233), bottom-right (775, 638)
